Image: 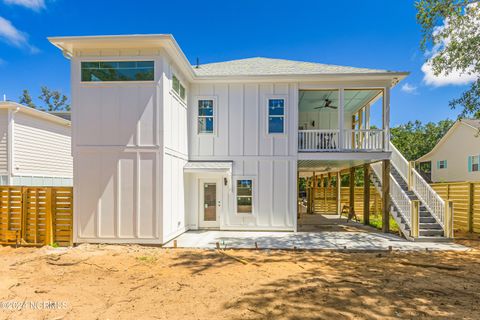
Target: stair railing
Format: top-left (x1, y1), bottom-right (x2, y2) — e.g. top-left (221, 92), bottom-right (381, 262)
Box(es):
top-left (390, 175), bottom-right (412, 228)
top-left (411, 168), bottom-right (445, 228)
top-left (389, 142), bottom-right (409, 181)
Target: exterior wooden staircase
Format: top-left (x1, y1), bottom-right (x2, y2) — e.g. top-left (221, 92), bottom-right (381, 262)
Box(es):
top-left (370, 143), bottom-right (453, 241)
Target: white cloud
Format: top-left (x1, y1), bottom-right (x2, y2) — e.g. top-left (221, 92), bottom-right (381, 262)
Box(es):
top-left (421, 61), bottom-right (478, 87)
top-left (3, 0), bottom-right (45, 11)
top-left (0, 16), bottom-right (38, 53)
top-left (401, 83), bottom-right (418, 94)
top-left (421, 3), bottom-right (480, 87)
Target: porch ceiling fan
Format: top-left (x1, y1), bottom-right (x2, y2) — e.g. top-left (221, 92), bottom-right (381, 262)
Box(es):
top-left (314, 99), bottom-right (338, 110)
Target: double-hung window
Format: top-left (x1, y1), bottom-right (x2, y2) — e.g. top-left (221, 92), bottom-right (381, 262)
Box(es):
top-left (198, 99), bottom-right (215, 134)
top-left (437, 160), bottom-right (447, 169)
top-left (468, 155), bottom-right (479, 172)
top-left (236, 179), bottom-right (253, 214)
top-left (268, 98), bottom-right (285, 134)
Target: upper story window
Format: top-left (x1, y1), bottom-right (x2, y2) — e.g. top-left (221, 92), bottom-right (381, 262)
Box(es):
top-left (81, 61), bottom-right (154, 82)
top-left (198, 99), bottom-right (215, 134)
top-left (172, 74), bottom-right (186, 101)
top-left (437, 160), bottom-right (447, 169)
top-left (268, 98), bottom-right (285, 134)
top-left (468, 155), bottom-right (479, 172)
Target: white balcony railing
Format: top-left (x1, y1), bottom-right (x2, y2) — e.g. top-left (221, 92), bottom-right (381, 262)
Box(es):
top-left (298, 129), bottom-right (385, 152)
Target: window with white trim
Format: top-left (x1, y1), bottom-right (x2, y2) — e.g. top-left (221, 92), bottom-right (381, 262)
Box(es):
top-left (469, 155), bottom-right (479, 172)
top-left (268, 98), bottom-right (285, 134)
top-left (437, 160), bottom-right (447, 169)
top-left (236, 179), bottom-right (253, 214)
top-left (172, 74), bottom-right (186, 101)
top-left (198, 99), bottom-right (215, 134)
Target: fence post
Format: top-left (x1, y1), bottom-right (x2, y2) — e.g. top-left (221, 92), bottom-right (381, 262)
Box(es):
top-left (411, 200), bottom-right (419, 238)
top-left (21, 187), bottom-right (28, 242)
top-left (444, 200), bottom-right (454, 238)
top-left (45, 188), bottom-right (54, 245)
top-left (468, 182), bottom-right (473, 233)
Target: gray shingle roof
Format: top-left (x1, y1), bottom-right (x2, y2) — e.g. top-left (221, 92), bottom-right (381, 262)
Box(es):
top-left (193, 57), bottom-right (392, 77)
top-left (461, 119), bottom-right (480, 129)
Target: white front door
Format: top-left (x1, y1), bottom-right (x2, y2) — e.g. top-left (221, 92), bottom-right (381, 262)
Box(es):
top-left (199, 179), bottom-right (221, 228)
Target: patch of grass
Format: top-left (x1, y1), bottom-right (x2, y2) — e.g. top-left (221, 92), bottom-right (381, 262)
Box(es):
top-left (136, 255), bottom-right (157, 263)
top-left (364, 215), bottom-right (400, 234)
top-left (50, 242), bottom-right (59, 248)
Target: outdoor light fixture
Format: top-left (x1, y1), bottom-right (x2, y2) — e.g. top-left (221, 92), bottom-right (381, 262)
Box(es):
top-left (224, 177), bottom-right (228, 186)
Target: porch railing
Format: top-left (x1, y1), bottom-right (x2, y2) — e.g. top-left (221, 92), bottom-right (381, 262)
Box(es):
top-left (298, 130), bottom-right (339, 151)
top-left (298, 129), bottom-right (384, 152)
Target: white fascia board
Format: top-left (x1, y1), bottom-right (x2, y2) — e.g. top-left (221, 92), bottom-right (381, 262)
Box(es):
top-left (0, 102), bottom-right (70, 127)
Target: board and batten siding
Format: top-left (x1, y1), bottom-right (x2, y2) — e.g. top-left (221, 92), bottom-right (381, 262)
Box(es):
top-left (12, 112), bottom-right (72, 178)
top-left (188, 83), bottom-right (298, 230)
top-left (71, 50), bottom-right (165, 243)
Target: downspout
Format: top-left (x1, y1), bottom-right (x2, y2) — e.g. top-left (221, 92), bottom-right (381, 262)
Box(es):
top-left (7, 106), bottom-right (20, 185)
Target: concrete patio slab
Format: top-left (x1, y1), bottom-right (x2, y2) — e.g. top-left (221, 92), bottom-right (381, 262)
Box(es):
top-left (164, 230), bottom-right (467, 251)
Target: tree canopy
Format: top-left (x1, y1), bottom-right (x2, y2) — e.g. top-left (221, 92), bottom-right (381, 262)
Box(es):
top-left (416, 0), bottom-right (480, 118)
top-left (18, 87), bottom-right (70, 111)
top-left (390, 119), bottom-right (454, 161)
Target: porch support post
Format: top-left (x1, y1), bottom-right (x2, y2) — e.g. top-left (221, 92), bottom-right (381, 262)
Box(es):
top-left (337, 171), bottom-right (341, 215)
top-left (338, 88), bottom-right (345, 150)
top-left (349, 167), bottom-right (355, 217)
top-left (365, 104), bottom-right (371, 130)
top-left (312, 172), bottom-right (316, 214)
top-left (382, 87), bottom-right (391, 151)
top-left (382, 160), bottom-right (391, 233)
top-left (363, 164), bottom-right (370, 226)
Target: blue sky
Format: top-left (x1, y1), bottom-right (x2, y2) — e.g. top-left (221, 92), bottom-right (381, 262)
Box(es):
top-left (0, 0), bottom-right (475, 126)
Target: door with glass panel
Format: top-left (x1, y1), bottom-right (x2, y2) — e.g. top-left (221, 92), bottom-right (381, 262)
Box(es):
top-left (199, 179), bottom-right (221, 228)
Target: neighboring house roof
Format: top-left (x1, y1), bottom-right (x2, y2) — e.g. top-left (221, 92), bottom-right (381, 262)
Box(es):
top-left (48, 34), bottom-right (409, 82)
top-left (49, 111), bottom-right (71, 121)
top-left (0, 101), bottom-right (71, 126)
top-left (416, 119), bottom-right (479, 162)
top-left (193, 57), bottom-right (392, 77)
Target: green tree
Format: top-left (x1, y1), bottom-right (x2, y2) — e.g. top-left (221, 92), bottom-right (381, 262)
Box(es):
top-left (391, 119), bottom-right (454, 161)
top-left (38, 86), bottom-right (70, 111)
top-left (416, 0), bottom-right (480, 118)
top-left (19, 89), bottom-right (37, 109)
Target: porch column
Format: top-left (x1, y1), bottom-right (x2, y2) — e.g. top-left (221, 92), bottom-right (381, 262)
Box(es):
top-left (349, 167), bottom-right (355, 217)
top-left (382, 160), bottom-right (391, 233)
top-left (336, 171), bottom-right (341, 215)
top-left (363, 164), bottom-right (370, 225)
top-left (382, 87), bottom-right (390, 151)
top-left (365, 104), bottom-right (371, 130)
top-left (312, 172), bottom-right (317, 214)
top-left (338, 88), bottom-right (345, 150)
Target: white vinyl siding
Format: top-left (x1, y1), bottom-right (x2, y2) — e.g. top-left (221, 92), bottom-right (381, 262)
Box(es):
top-left (13, 112), bottom-right (72, 178)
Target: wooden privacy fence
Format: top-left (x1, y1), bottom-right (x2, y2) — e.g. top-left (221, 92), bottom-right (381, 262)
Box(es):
top-left (310, 186), bottom-right (383, 217)
top-left (431, 182), bottom-right (480, 233)
top-left (0, 187), bottom-right (73, 246)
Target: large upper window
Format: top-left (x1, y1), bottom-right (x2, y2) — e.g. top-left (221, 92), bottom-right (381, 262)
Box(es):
top-left (268, 98), bottom-right (285, 134)
top-left (236, 179), bottom-right (253, 214)
top-left (172, 74), bottom-right (186, 101)
top-left (81, 61), bottom-right (154, 82)
top-left (198, 99), bottom-right (215, 134)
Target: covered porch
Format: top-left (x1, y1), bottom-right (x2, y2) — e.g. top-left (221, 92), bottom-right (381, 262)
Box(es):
top-left (298, 88), bottom-right (390, 152)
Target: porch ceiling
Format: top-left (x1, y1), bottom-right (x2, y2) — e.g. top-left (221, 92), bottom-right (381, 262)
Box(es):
top-left (298, 159), bottom-right (376, 174)
top-left (299, 89), bottom-right (382, 113)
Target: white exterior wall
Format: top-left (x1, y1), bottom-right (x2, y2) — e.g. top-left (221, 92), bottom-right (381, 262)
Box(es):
top-left (188, 83), bottom-right (298, 231)
top-left (425, 124), bottom-right (480, 182)
top-left (71, 49), bottom-right (165, 243)
top-left (12, 111), bottom-right (72, 179)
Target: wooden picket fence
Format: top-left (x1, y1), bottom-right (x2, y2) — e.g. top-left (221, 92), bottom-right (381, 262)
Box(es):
top-left (0, 186), bottom-right (73, 246)
top-left (431, 182), bottom-right (480, 233)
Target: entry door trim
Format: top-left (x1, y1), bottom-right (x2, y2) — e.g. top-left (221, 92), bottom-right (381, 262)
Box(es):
top-left (198, 178), bottom-right (221, 228)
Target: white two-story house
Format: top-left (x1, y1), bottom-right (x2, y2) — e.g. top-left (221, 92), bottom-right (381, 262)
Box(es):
top-left (49, 34), bottom-right (412, 244)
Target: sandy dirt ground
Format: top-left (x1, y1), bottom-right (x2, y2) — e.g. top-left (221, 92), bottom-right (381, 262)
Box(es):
top-left (1, 240), bottom-right (480, 320)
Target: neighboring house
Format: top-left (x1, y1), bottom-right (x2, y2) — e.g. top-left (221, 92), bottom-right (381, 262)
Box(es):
top-left (417, 119), bottom-right (480, 183)
top-left (0, 101), bottom-right (72, 186)
top-left (49, 34), bottom-right (408, 244)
